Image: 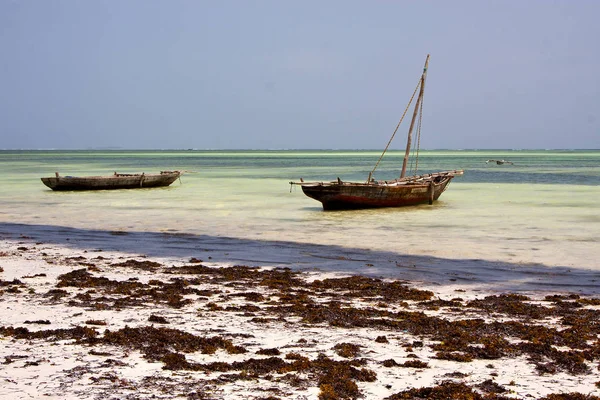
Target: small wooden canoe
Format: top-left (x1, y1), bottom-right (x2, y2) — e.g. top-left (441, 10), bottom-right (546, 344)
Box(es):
top-left (41, 171), bottom-right (181, 191)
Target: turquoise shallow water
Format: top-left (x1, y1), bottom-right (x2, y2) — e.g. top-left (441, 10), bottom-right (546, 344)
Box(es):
top-left (0, 149), bottom-right (599, 270)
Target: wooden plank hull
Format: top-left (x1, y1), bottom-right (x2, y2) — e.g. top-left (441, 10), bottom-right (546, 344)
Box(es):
top-left (298, 174), bottom-right (456, 210)
top-left (41, 171), bottom-right (181, 191)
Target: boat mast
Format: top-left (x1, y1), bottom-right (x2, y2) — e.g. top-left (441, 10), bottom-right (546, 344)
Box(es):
top-left (400, 54), bottom-right (429, 178)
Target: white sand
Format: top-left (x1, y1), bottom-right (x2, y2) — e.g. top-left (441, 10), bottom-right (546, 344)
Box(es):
top-left (1, 235), bottom-right (600, 399)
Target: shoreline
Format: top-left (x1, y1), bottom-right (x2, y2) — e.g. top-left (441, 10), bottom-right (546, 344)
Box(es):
top-left (1, 234), bottom-right (600, 399)
top-left (2, 222), bottom-right (600, 296)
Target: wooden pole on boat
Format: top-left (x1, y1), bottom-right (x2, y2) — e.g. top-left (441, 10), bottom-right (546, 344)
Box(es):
top-left (401, 54), bottom-right (429, 178)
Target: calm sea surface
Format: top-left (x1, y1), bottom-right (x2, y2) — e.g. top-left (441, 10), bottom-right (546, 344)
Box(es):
top-left (1, 150), bottom-right (599, 270)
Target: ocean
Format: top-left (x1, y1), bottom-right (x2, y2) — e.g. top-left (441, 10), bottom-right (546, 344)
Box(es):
top-left (1, 149), bottom-right (599, 290)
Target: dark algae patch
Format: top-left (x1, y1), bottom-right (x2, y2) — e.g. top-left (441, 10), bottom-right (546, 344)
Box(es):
top-left (386, 381), bottom-right (600, 400)
top-left (90, 326), bottom-right (248, 361)
top-left (0, 326), bottom-right (98, 341)
top-left (2, 255), bottom-right (600, 399)
top-left (386, 380), bottom-right (512, 400)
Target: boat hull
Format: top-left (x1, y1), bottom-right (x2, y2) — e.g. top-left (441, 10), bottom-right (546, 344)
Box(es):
top-left (299, 175), bottom-right (455, 210)
top-left (41, 171), bottom-right (181, 191)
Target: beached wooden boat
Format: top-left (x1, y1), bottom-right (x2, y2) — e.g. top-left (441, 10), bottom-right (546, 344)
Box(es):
top-left (291, 54), bottom-right (463, 210)
top-left (41, 171), bottom-right (181, 191)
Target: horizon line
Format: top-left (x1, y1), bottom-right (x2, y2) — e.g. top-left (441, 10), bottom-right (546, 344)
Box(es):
top-left (1, 148), bottom-right (599, 152)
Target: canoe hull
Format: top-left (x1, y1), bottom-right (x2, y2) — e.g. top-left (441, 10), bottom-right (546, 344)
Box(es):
top-left (298, 174), bottom-right (456, 210)
top-left (41, 171), bottom-right (181, 191)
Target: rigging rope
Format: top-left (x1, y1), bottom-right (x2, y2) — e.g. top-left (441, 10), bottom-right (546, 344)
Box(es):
top-left (367, 77), bottom-right (422, 183)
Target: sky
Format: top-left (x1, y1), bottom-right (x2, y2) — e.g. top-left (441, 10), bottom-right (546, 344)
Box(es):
top-left (1, 1), bottom-right (599, 150)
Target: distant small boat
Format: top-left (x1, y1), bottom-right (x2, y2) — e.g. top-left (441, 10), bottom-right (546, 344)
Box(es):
top-left (290, 54), bottom-right (463, 210)
top-left (41, 171), bottom-right (181, 191)
top-left (486, 159), bottom-right (514, 165)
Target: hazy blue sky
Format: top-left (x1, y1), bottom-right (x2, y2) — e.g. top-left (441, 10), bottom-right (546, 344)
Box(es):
top-left (1, 1), bottom-right (599, 150)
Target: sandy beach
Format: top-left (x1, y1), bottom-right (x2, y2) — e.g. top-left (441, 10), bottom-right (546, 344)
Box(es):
top-left (1, 228), bottom-right (600, 400)
top-left (3, 0), bottom-right (600, 397)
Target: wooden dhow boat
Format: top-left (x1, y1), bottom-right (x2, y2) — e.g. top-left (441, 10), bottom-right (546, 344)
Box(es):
top-left (41, 171), bottom-right (181, 191)
top-left (290, 55), bottom-right (463, 210)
